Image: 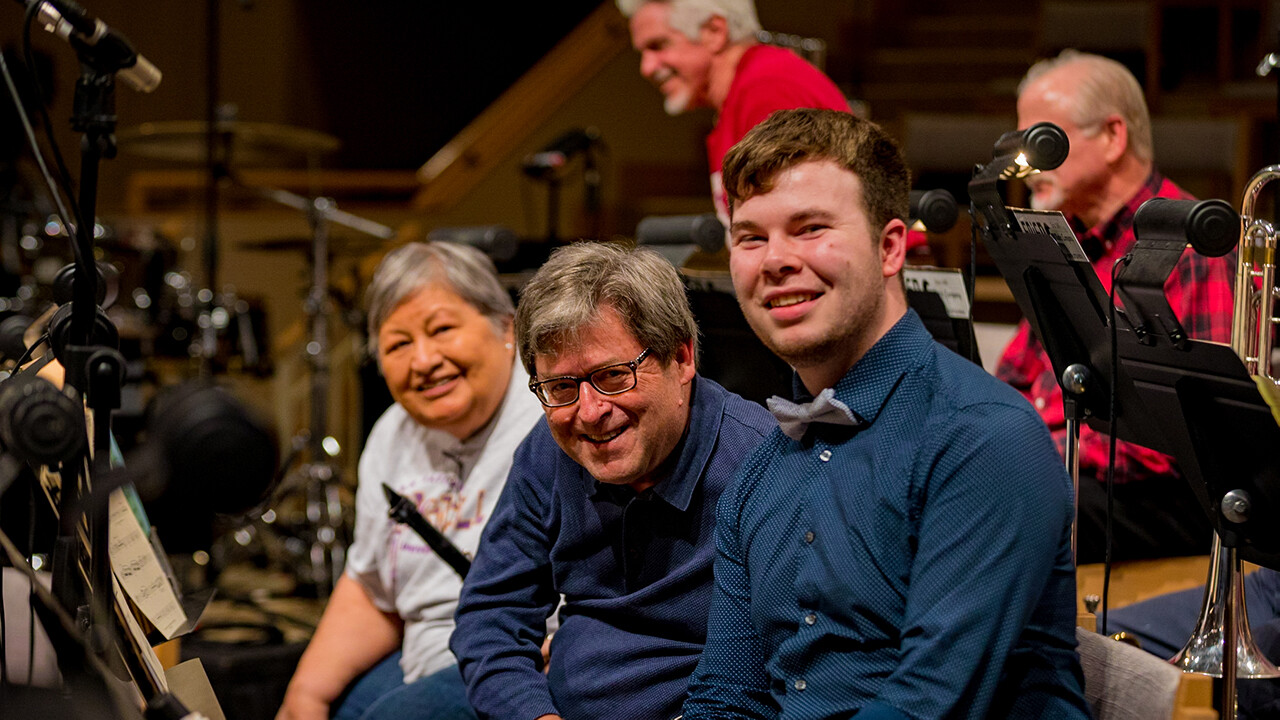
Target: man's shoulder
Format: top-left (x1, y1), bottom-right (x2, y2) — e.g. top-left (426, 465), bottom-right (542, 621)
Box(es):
top-left (697, 375), bottom-right (777, 439)
top-left (1155, 174), bottom-right (1196, 202)
top-left (509, 416), bottom-right (573, 483)
top-left (916, 342), bottom-right (1042, 424)
top-left (730, 45), bottom-right (847, 105)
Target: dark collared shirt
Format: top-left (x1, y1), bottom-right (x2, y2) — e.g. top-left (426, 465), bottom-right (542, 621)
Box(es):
top-left (451, 376), bottom-right (774, 720)
top-left (683, 311), bottom-right (1089, 720)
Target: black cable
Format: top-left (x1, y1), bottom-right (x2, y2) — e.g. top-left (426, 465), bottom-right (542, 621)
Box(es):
top-left (0, 37), bottom-right (81, 274)
top-left (20, 2), bottom-right (88, 273)
top-left (1, 530), bottom-right (7, 686)
top-left (26, 475), bottom-right (36, 686)
top-left (1100, 255), bottom-right (1131, 635)
top-left (0, 524), bottom-right (137, 716)
top-left (10, 332), bottom-right (48, 371)
top-left (968, 204), bottom-right (979, 364)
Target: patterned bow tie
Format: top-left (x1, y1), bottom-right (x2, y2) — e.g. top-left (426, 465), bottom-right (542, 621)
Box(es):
top-left (766, 388), bottom-right (864, 441)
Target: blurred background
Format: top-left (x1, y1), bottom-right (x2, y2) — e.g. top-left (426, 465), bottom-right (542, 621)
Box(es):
top-left (2, 1), bottom-right (1278, 716)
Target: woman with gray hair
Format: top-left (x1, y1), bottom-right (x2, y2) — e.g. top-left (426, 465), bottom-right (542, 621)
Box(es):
top-left (278, 242), bottom-right (543, 720)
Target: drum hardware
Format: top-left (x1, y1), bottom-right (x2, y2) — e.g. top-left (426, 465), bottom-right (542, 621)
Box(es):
top-left (116, 120), bottom-right (341, 167)
top-left (238, 234), bottom-right (388, 257)
top-left (216, 184), bottom-right (392, 598)
top-left (1170, 167), bottom-right (1280, 711)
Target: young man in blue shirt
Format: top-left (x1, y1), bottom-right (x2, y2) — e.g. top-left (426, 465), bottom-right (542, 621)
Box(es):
top-left (681, 108), bottom-right (1090, 719)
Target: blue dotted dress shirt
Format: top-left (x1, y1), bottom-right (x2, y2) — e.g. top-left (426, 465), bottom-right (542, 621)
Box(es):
top-left (682, 310), bottom-right (1090, 720)
top-left (451, 376), bottom-right (775, 720)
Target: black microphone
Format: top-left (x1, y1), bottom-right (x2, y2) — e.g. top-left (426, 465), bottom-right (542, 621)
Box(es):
top-left (521, 128), bottom-right (599, 178)
top-left (1134, 198), bottom-right (1238, 258)
top-left (426, 225), bottom-right (519, 263)
top-left (636, 213), bottom-right (725, 253)
top-left (137, 381), bottom-right (278, 516)
top-left (0, 313), bottom-right (34, 362)
top-left (993, 121), bottom-right (1069, 171)
top-left (28, 0), bottom-right (162, 92)
top-left (382, 483), bottom-right (471, 579)
top-left (0, 370), bottom-right (86, 467)
top-left (908, 189), bottom-right (958, 233)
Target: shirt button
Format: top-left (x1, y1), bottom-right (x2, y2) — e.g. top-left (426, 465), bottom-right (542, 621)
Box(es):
top-left (1034, 397), bottom-right (1046, 410)
top-left (804, 531), bottom-right (815, 544)
top-left (818, 449), bottom-right (832, 462)
top-left (794, 679), bottom-right (807, 691)
top-left (804, 613), bottom-right (817, 625)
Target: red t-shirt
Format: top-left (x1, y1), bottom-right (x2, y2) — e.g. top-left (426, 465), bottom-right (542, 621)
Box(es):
top-left (706, 44), bottom-right (849, 225)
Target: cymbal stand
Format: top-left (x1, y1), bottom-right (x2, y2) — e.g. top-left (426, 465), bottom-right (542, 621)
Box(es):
top-left (258, 184), bottom-right (392, 597)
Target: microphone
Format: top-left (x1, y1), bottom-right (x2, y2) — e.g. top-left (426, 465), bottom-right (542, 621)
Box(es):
top-left (521, 128), bottom-right (599, 178)
top-left (992, 121), bottom-right (1069, 172)
top-left (636, 213), bottom-right (725, 253)
top-left (29, 0), bottom-right (162, 93)
top-left (1134, 198), bottom-right (1238, 258)
top-left (0, 370), bottom-right (86, 467)
top-left (426, 225), bottom-right (519, 263)
top-left (382, 483), bottom-right (471, 579)
top-left (137, 381), bottom-right (278, 516)
top-left (908, 189), bottom-right (958, 233)
top-left (0, 313), bottom-right (34, 362)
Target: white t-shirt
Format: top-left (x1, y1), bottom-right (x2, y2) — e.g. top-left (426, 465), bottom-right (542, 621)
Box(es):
top-left (346, 363), bottom-right (543, 682)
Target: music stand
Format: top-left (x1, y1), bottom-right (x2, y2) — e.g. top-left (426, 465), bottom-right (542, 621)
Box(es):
top-left (969, 173), bottom-right (1177, 565)
top-left (972, 144), bottom-right (1280, 713)
top-left (1112, 314), bottom-right (1280, 714)
top-left (902, 266), bottom-right (981, 366)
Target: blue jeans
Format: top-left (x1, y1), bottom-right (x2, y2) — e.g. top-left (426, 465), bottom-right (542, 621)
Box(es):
top-left (1108, 568), bottom-right (1280, 719)
top-left (330, 653), bottom-right (477, 720)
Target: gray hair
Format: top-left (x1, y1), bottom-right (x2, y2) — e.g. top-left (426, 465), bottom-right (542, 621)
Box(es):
top-left (615, 0), bottom-right (761, 43)
top-left (365, 241), bottom-right (514, 358)
top-left (1019, 49), bottom-right (1153, 163)
top-left (515, 242), bottom-right (699, 377)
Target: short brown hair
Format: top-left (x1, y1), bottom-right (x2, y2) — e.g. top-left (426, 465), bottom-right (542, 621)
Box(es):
top-left (721, 108), bottom-right (910, 234)
top-left (514, 241), bottom-right (699, 377)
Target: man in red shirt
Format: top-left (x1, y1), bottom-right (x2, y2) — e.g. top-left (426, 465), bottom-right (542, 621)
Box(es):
top-left (997, 50), bottom-right (1235, 563)
top-left (615, 0), bottom-right (849, 226)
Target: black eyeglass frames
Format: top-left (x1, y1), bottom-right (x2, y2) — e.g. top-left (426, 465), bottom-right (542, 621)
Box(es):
top-left (528, 348), bottom-right (653, 407)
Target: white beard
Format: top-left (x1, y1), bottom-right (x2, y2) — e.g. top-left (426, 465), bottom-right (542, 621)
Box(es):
top-left (1029, 181), bottom-right (1065, 212)
top-left (663, 88), bottom-right (691, 116)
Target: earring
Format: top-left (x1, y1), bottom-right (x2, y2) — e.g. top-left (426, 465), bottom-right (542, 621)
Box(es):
top-left (505, 343), bottom-right (513, 350)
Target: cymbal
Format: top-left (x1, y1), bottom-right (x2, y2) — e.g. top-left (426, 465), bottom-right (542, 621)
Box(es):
top-left (238, 235), bottom-right (386, 256)
top-left (118, 121), bottom-right (341, 165)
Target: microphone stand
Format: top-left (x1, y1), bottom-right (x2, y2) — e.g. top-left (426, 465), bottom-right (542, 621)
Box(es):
top-left (53, 23), bottom-right (125, 673)
top-left (40, 13), bottom-right (186, 718)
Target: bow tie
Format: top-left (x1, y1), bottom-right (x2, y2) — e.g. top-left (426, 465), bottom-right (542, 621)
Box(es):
top-left (767, 388), bottom-right (865, 441)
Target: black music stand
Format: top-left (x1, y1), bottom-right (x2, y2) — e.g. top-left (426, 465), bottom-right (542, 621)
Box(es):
top-left (1113, 319), bottom-right (1280, 716)
top-left (969, 178), bottom-right (1176, 565)
top-left (902, 266), bottom-right (981, 366)
top-left (972, 170), bottom-right (1280, 713)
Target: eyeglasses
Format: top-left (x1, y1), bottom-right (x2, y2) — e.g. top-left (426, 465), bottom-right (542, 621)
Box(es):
top-left (529, 348), bottom-right (652, 408)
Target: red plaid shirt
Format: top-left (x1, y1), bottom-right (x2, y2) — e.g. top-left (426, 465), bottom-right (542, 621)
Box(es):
top-left (995, 172), bottom-right (1236, 484)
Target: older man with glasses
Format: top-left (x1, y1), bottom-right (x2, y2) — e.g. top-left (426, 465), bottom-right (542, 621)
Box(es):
top-left (450, 241), bottom-right (775, 720)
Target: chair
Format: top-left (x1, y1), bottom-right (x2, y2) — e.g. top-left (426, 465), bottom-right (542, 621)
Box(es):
top-left (1076, 626), bottom-right (1217, 720)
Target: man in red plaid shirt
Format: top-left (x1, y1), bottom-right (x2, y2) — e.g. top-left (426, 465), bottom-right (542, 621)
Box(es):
top-left (996, 50), bottom-right (1235, 563)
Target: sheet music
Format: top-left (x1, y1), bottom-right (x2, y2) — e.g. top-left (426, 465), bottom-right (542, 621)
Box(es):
top-left (1009, 208), bottom-right (1090, 263)
top-left (109, 488), bottom-right (186, 639)
top-left (112, 575), bottom-right (170, 694)
top-left (903, 267), bottom-right (971, 319)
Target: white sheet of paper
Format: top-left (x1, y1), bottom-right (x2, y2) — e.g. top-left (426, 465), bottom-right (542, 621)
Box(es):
top-left (903, 267), bottom-right (971, 319)
top-left (108, 488), bottom-right (186, 638)
top-left (112, 575), bottom-right (170, 694)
